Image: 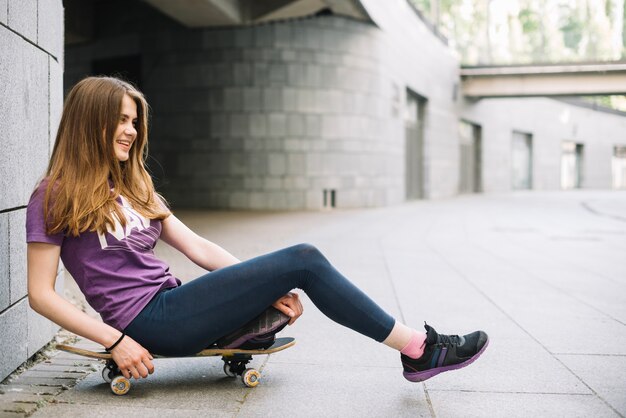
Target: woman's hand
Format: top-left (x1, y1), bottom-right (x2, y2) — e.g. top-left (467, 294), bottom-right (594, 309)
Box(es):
top-left (109, 335), bottom-right (155, 380)
top-left (27, 242), bottom-right (154, 380)
top-left (272, 292), bottom-right (304, 325)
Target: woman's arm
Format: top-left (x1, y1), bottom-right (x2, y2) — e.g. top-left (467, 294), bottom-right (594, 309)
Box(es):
top-left (159, 214), bottom-right (304, 323)
top-left (27, 242), bottom-right (154, 380)
top-left (160, 214), bottom-right (240, 271)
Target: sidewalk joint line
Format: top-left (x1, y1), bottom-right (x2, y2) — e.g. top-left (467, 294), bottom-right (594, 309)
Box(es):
top-left (422, 384), bottom-right (437, 418)
top-left (553, 353), bottom-right (626, 357)
top-left (232, 354), bottom-right (271, 418)
top-left (427, 389), bottom-right (594, 395)
top-left (580, 201), bottom-right (626, 223)
top-left (431, 239), bottom-right (624, 418)
top-left (377, 210), bottom-right (438, 418)
top-left (474, 234), bottom-right (626, 327)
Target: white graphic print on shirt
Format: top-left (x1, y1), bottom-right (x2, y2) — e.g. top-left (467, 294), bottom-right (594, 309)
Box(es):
top-left (97, 195), bottom-right (159, 251)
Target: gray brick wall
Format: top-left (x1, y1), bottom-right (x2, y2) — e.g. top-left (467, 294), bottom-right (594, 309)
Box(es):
top-left (0, 0), bottom-right (64, 382)
top-left (151, 16), bottom-right (403, 209)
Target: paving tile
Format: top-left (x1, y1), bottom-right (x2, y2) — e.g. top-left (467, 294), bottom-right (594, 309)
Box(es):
top-left (0, 393), bottom-right (53, 403)
top-left (10, 377), bottom-right (71, 387)
top-left (30, 403), bottom-right (232, 418)
top-left (427, 391), bottom-right (620, 418)
top-left (13, 191), bottom-right (626, 417)
top-left (236, 363), bottom-right (430, 418)
top-left (0, 385), bottom-right (62, 396)
top-left (557, 354), bottom-right (626, 416)
top-left (54, 357), bottom-right (252, 413)
top-left (0, 400), bottom-right (37, 415)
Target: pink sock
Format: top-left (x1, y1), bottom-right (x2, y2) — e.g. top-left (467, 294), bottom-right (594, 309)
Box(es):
top-left (400, 331), bottom-right (427, 359)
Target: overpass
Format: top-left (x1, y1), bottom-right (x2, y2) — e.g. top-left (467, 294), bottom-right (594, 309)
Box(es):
top-left (139, 0), bottom-right (371, 27)
top-left (65, 0), bottom-right (372, 43)
top-left (65, 0), bottom-right (626, 100)
top-left (460, 62), bottom-right (626, 98)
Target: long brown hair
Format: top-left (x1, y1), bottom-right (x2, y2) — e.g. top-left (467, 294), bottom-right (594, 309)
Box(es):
top-left (43, 76), bottom-right (170, 237)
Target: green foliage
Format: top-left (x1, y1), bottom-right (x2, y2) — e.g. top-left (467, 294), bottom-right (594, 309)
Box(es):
top-left (416, 0), bottom-right (625, 64)
top-left (623, 0), bottom-right (626, 54)
top-left (559, 5), bottom-right (583, 50)
top-left (408, 0), bottom-right (626, 110)
top-left (519, 8), bottom-right (540, 34)
top-left (409, 0), bottom-right (431, 14)
top-left (583, 95), bottom-right (626, 111)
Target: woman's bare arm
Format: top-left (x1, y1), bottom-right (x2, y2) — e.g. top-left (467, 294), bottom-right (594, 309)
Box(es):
top-left (27, 242), bottom-right (154, 379)
top-left (160, 214), bottom-right (240, 271)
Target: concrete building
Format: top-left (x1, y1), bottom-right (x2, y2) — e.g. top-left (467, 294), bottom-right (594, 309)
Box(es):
top-left (0, 0), bottom-right (64, 381)
top-left (2, 0), bottom-right (626, 381)
top-left (459, 97), bottom-right (626, 193)
top-left (63, 0), bottom-right (626, 210)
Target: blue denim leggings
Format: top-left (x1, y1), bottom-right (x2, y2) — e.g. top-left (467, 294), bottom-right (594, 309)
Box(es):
top-left (124, 243), bottom-right (396, 356)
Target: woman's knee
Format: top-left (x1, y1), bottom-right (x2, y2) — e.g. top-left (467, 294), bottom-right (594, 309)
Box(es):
top-left (286, 243), bottom-right (327, 266)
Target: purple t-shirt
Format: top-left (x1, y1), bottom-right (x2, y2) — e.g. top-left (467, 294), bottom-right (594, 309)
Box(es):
top-left (26, 180), bottom-right (180, 331)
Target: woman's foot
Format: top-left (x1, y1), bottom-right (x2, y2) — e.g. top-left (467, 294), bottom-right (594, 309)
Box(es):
top-left (216, 307), bottom-right (291, 349)
top-left (401, 323), bottom-right (489, 382)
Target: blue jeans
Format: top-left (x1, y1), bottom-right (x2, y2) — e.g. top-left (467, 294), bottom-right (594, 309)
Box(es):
top-left (125, 243), bottom-right (396, 356)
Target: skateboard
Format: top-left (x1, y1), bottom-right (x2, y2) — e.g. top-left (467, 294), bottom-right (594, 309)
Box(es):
top-left (55, 337), bottom-right (295, 395)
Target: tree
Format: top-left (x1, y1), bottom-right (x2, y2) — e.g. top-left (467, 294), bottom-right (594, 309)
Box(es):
top-left (409, 0), bottom-right (626, 64)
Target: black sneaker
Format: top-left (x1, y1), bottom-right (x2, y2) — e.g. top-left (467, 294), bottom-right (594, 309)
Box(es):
top-left (216, 307), bottom-right (291, 350)
top-left (401, 323), bottom-right (489, 382)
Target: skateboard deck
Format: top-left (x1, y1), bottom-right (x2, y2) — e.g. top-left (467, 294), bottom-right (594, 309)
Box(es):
top-left (55, 337), bottom-right (295, 395)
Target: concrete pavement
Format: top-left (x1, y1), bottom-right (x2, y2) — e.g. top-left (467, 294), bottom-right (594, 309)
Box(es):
top-left (2, 190), bottom-right (625, 417)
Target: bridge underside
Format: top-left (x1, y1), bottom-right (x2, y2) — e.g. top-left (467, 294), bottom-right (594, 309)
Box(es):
top-left (140, 0), bottom-right (370, 27)
top-left (65, 0), bottom-right (371, 44)
top-left (461, 63), bottom-right (626, 98)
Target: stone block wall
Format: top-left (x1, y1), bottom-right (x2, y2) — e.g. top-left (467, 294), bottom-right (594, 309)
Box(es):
top-left (0, 0), bottom-right (64, 382)
top-left (66, 9), bottom-right (404, 208)
top-left (150, 17), bottom-right (404, 209)
top-left (359, 0), bottom-right (463, 199)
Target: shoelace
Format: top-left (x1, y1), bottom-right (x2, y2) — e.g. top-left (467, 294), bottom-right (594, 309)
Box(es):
top-left (437, 333), bottom-right (461, 346)
top-left (424, 322), bottom-right (463, 347)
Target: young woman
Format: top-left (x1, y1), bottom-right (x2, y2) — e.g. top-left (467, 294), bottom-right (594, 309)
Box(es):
top-left (26, 76), bottom-right (488, 384)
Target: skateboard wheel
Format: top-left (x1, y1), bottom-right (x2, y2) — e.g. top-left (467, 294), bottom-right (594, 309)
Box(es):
top-left (242, 368), bottom-right (260, 388)
top-left (102, 367), bottom-right (114, 383)
top-left (223, 363), bottom-right (236, 378)
top-left (110, 375), bottom-right (131, 396)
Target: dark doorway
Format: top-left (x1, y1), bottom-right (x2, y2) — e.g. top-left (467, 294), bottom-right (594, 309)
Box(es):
top-left (459, 120), bottom-right (482, 193)
top-left (561, 141), bottom-right (584, 189)
top-left (511, 131), bottom-right (533, 190)
top-left (405, 90), bottom-right (427, 200)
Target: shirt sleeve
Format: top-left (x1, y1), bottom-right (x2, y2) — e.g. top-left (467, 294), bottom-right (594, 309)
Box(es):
top-left (26, 181), bottom-right (64, 246)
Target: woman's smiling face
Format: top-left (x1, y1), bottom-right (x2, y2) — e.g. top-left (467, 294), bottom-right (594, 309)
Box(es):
top-left (113, 94), bottom-right (138, 162)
